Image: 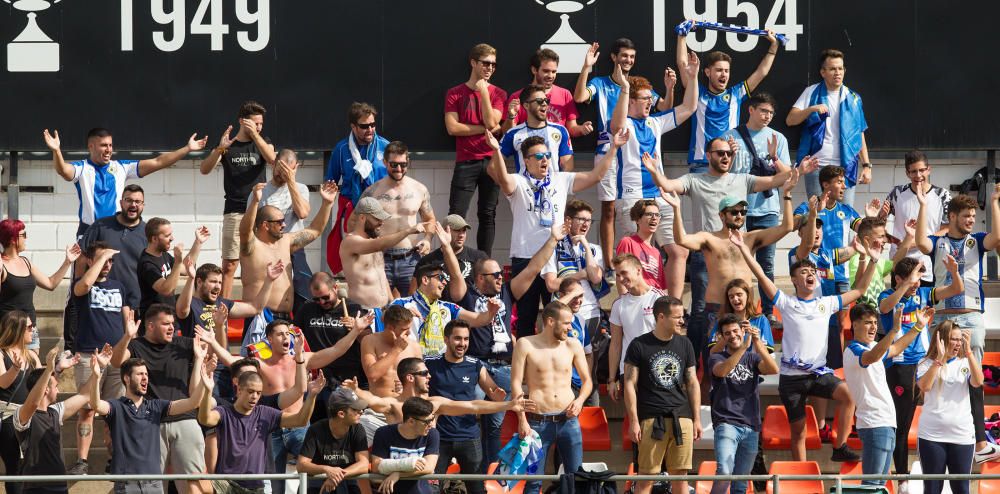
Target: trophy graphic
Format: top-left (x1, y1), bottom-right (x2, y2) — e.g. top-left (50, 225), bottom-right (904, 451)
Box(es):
top-left (5, 0), bottom-right (62, 72)
top-left (536, 0), bottom-right (596, 74)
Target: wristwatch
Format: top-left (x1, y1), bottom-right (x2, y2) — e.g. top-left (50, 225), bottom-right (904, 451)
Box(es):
top-left (861, 162), bottom-right (872, 169)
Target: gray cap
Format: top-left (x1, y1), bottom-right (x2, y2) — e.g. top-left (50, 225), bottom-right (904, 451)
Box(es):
top-left (327, 387), bottom-right (368, 412)
top-left (356, 197), bottom-right (391, 221)
top-left (445, 214), bottom-right (471, 231)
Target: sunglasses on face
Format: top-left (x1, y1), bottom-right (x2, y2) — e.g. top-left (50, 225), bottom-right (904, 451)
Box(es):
top-left (436, 273), bottom-right (451, 283)
top-left (726, 209), bottom-right (748, 217)
top-left (409, 370), bottom-right (431, 377)
top-left (482, 271), bottom-right (503, 279)
top-left (530, 152), bottom-right (552, 161)
top-left (477, 60), bottom-right (496, 68)
top-left (710, 150), bottom-right (734, 158)
top-left (388, 162), bottom-right (409, 169)
top-left (527, 97), bottom-right (550, 106)
top-left (354, 122), bottom-right (376, 130)
top-left (264, 218), bottom-right (285, 225)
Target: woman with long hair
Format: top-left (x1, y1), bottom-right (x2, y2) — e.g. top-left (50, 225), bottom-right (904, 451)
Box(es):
top-left (0, 219), bottom-right (80, 352)
top-left (708, 278), bottom-right (775, 353)
top-left (916, 321), bottom-right (982, 494)
top-left (0, 310), bottom-right (41, 494)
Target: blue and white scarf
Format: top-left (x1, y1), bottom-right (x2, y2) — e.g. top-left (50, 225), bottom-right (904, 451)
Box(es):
top-left (796, 84), bottom-right (868, 187)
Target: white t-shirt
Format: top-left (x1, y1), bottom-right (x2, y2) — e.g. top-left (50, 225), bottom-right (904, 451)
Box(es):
top-left (609, 287), bottom-right (664, 373)
top-left (843, 340), bottom-right (896, 429)
top-left (256, 181), bottom-right (311, 233)
top-left (773, 291), bottom-right (842, 376)
top-left (885, 183), bottom-right (951, 281)
top-left (916, 356), bottom-right (976, 444)
top-left (616, 110), bottom-right (678, 200)
top-left (793, 84), bottom-right (843, 167)
top-left (507, 172), bottom-right (575, 259)
top-left (541, 241), bottom-right (605, 320)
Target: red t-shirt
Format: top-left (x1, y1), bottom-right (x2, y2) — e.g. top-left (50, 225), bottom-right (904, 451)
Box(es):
top-left (507, 85), bottom-right (580, 128)
top-left (445, 83), bottom-right (508, 162)
top-left (615, 234), bottom-right (666, 290)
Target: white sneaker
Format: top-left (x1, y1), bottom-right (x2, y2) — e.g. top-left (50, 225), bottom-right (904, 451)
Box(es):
top-left (975, 443), bottom-right (1000, 464)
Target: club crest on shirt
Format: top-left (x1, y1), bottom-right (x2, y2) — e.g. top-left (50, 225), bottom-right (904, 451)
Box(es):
top-left (722, 94), bottom-right (731, 102)
top-left (108, 163), bottom-right (117, 174)
top-left (967, 238), bottom-right (976, 249)
top-left (837, 211), bottom-right (846, 219)
top-left (817, 302), bottom-right (827, 315)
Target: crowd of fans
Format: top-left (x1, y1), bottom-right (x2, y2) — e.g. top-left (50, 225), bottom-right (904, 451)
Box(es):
top-left (0, 25), bottom-right (995, 494)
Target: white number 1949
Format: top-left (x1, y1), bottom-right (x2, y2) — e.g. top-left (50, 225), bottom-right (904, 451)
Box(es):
top-left (121, 0), bottom-right (270, 52)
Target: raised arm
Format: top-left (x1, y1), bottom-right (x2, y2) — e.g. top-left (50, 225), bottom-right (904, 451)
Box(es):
top-left (279, 162), bottom-right (310, 220)
top-left (511, 223), bottom-right (565, 300)
top-left (841, 240), bottom-right (881, 306)
top-left (197, 363), bottom-right (221, 427)
top-left (88, 352), bottom-right (112, 416)
top-left (671, 51), bottom-right (700, 124)
top-left (712, 331), bottom-right (751, 378)
top-left (675, 33), bottom-right (691, 88)
top-left (573, 128), bottom-right (629, 192)
top-left (934, 255), bottom-right (965, 301)
top-left (279, 345), bottom-right (307, 410)
top-left (885, 308), bottom-right (932, 361)
top-left (168, 344), bottom-right (207, 416)
top-left (110, 308), bottom-right (139, 367)
top-left (138, 134), bottom-right (208, 176)
top-left (280, 374), bottom-right (325, 428)
top-left (574, 42), bottom-right (600, 104)
top-left (32, 244), bottom-right (80, 291)
top-left (308, 312), bottom-right (375, 370)
top-left (642, 152), bottom-right (686, 194)
top-left (654, 68), bottom-right (677, 112)
top-left (753, 156), bottom-right (818, 193)
top-left (345, 221), bottom-right (433, 257)
top-left (661, 190), bottom-right (703, 252)
top-left (749, 169), bottom-right (799, 249)
top-left (18, 346), bottom-right (59, 426)
top-left (732, 229), bottom-right (778, 301)
top-left (485, 131), bottom-right (516, 196)
top-left (240, 183), bottom-right (265, 256)
top-left (73, 249), bottom-right (117, 297)
top-left (43, 129), bottom-right (74, 181)
top-left (609, 64), bottom-right (630, 135)
top-left (152, 243), bottom-right (186, 296)
top-left (745, 30), bottom-right (779, 92)
top-left (361, 331), bottom-right (410, 384)
top-left (240, 118), bottom-right (277, 165)
top-left (199, 126), bottom-right (235, 175)
top-left (437, 227), bottom-right (469, 302)
top-left (752, 326), bottom-right (780, 374)
top-left (290, 182), bottom-right (339, 253)
top-left (965, 330), bottom-right (985, 388)
top-left (984, 185), bottom-right (1000, 250)
top-left (175, 258), bottom-right (196, 320)
top-left (341, 378), bottom-right (394, 414)
top-left (795, 196), bottom-right (820, 264)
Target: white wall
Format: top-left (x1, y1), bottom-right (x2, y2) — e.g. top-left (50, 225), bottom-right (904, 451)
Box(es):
top-left (10, 154), bottom-right (987, 279)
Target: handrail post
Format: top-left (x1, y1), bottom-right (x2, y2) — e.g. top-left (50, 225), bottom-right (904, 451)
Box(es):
top-left (299, 472), bottom-right (309, 494)
top-left (772, 474), bottom-right (779, 494)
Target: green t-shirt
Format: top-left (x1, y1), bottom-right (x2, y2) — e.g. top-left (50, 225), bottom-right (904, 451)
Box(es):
top-left (847, 254), bottom-right (894, 308)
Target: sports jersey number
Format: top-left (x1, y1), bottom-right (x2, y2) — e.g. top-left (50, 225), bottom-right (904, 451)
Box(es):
top-left (121, 0), bottom-right (270, 52)
top-left (653, 0), bottom-right (802, 52)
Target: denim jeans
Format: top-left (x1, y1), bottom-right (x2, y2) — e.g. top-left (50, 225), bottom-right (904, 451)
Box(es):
top-left (433, 439), bottom-right (485, 494)
top-left (478, 362), bottom-right (512, 469)
top-left (525, 416), bottom-right (582, 494)
top-left (711, 423), bottom-right (759, 494)
top-left (449, 159), bottom-right (499, 255)
top-left (746, 214), bottom-right (779, 317)
top-left (383, 248), bottom-right (421, 295)
top-left (858, 427), bottom-right (895, 486)
top-left (270, 426), bottom-right (308, 494)
top-left (804, 168), bottom-right (856, 208)
top-left (689, 251), bottom-right (708, 317)
top-left (689, 303), bottom-right (720, 369)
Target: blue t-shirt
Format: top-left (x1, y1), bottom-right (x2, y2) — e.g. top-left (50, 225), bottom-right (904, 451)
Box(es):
top-left (723, 126), bottom-right (790, 217)
top-left (73, 279), bottom-right (127, 353)
top-left (105, 397), bottom-right (170, 474)
top-left (70, 159), bottom-right (140, 227)
top-left (877, 286), bottom-right (936, 365)
top-left (707, 314), bottom-right (775, 352)
top-left (425, 355), bottom-right (483, 441)
top-left (326, 135), bottom-right (389, 205)
top-left (584, 76), bottom-right (660, 152)
top-left (688, 81), bottom-right (749, 164)
top-left (708, 348), bottom-right (763, 430)
top-left (788, 247), bottom-right (839, 298)
top-left (793, 201), bottom-right (861, 282)
top-left (372, 426), bottom-right (440, 494)
top-left (499, 122), bottom-right (573, 176)
top-left (568, 315), bottom-right (593, 388)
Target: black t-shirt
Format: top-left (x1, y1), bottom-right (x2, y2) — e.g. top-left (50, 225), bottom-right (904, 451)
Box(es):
top-left (80, 215), bottom-right (148, 309)
top-left (459, 284), bottom-right (514, 360)
top-left (294, 300), bottom-right (367, 386)
top-left (15, 405), bottom-right (67, 488)
top-left (74, 278), bottom-right (127, 353)
top-left (371, 426), bottom-right (440, 494)
top-left (222, 137), bottom-right (271, 214)
top-left (300, 420), bottom-right (368, 468)
top-left (179, 296), bottom-right (236, 337)
top-left (128, 336), bottom-right (196, 422)
top-left (417, 247), bottom-right (488, 302)
top-left (623, 332), bottom-right (696, 420)
top-left (708, 349), bottom-right (763, 430)
top-left (137, 250), bottom-right (175, 320)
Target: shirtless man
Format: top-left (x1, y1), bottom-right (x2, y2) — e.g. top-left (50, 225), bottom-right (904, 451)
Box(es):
top-left (341, 198), bottom-right (436, 309)
top-left (511, 301), bottom-right (592, 494)
top-left (662, 166), bottom-right (806, 366)
top-left (355, 141), bottom-right (436, 297)
top-left (345, 357), bottom-right (533, 438)
top-left (240, 181), bottom-right (338, 320)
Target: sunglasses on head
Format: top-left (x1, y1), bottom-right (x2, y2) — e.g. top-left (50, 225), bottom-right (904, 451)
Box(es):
top-left (530, 152), bottom-right (552, 161)
top-left (354, 122), bottom-right (376, 130)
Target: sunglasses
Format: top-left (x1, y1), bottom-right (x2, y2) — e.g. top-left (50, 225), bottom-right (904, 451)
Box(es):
top-left (482, 271), bottom-right (503, 279)
top-left (710, 150), bottom-right (734, 158)
top-left (477, 60), bottom-right (496, 68)
top-left (527, 97), bottom-right (550, 106)
top-left (388, 162), bottom-right (409, 169)
top-left (436, 273), bottom-right (451, 283)
top-left (530, 152), bottom-right (552, 161)
top-left (409, 370), bottom-right (431, 377)
top-left (264, 219), bottom-right (285, 225)
top-left (354, 122), bottom-right (376, 130)
top-left (726, 209), bottom-right (748, 216)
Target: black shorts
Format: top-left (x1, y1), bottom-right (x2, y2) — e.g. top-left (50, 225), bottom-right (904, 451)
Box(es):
top-left (778, 373), bottom-right (844, 422)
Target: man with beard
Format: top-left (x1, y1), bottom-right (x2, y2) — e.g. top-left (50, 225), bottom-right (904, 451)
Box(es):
top-left (240, 181), bottom-right (338, 325)
top-left (511, 301), bottom-right (592, 494)
top-left (199, 362), bottom-right (324, 494)
top-left (503, 49), bottom-right (592, 138)
top-left (258, 149), bottom-right (313, 312)
top-left (327, 102), bottom-right (390, 206)
top-left (573, 38), bottom-right (676, 268)
top-left (623, 295), bottom-right (699, 494)
top-left (90, 353), bottom-right (206, 494)
top-left (199, 101), bottom-right (277, 298)
top-left (486, 129), bottom-right (622, 338)
top-left (497, 84), bottom-right (574, 175)
top-left (109, 305), bottom-right (216, 494)
top-left (648, 138), bottom-right (814, 362)
top-left (355, 141), bottom-right (435, 297)
top-left (75, 184), bottom-right (148, 347)
top-left (416, 214), bottom-right (487, 302)
top-left (675, 29), bottom-right (779, 172)
top-left (609, 56), bottom-right (699, 299)
top-left (138, 218), bottom-right (208, 324)
top-left (731, 229), bottom-right (878, 462)
top-left (438, 221), bottom-right (561, 465)
top-left (390, 262), bottom-right (500, 357)
top-left (341, 198), bottom-right (435, 310)
top-left (296, 388), bottom-right (371, 494)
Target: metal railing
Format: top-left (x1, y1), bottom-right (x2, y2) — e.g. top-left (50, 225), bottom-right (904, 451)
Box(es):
top-left (3, 472), bottom-right (1000, 494)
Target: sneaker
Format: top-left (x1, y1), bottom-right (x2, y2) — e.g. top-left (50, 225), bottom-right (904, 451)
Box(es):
top-left (975, 443), bottom-right (1000, 464)
top-left (66, 459), bottom-right (89, 475)
top-left (831, 444), bottom-right (861, 462)
top-left (818, 423), bottom-right (833, 443)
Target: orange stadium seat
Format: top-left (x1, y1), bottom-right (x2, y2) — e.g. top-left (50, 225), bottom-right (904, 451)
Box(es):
top-left (762, 405), bottom-right (821, 450)
top-left (979, 461), bottom-right (1000, 494)
top-left (830, 413), bottom-right (862, 450)
top-left (696, 461), bottom-right (755, 494)
top-left (485, 462), bottom-right (525, 494)
top-left (839, 461), bottom-right (894, 494)
top-left (622, 415), bottom-right (633, 451)
top-left (907, 407), bottom-right (921, 449)
top-left (227, 311), bottom-right (245, 343)
top-left (500, 411), bottom-right (517, 445)
top-left (766, 461), bottom-right (823, 494)
top-left (982, 353), bottom-right (1000, 395)
top-left (578, 407), bottom-right (611, 451)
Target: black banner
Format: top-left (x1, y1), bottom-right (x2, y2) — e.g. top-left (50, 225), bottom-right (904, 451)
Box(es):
top-left (0, 0), bottom-right (992, 152)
